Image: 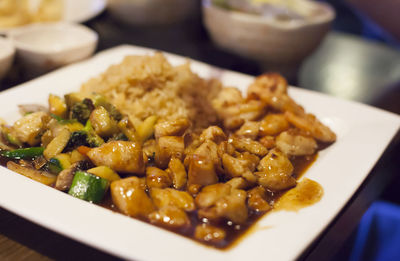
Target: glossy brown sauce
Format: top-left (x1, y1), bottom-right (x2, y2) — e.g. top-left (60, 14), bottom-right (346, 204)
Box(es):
top-left (100, 153), bottom-right (319, 249)
top-left (274, 178), bottom-right (323, 212)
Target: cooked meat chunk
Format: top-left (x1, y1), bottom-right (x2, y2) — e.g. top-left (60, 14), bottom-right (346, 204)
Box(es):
top-left (195, 183), bottom-right (231, 208)
top-left (167, 158), bottom-right (187, 189)
top-left (196, 184), bottom-right (248, 224)
top-left (199, 126), bottom-right (227, 144)
top-left (212, 87), bottom-right (244, 109)
top-left (150, 188), bottom-right (195, 211)
top-left (233, 100), bottom-right (266, 123)
top-left (256, 149), bottom-right (295, 191)
top-left (217, 141), bottom-right (236, 158)
top-left (237, 152), bottom-right (260, 171)
top-left (193, 140), bottom-right (220, 168)
top-left (235, 121), bottom-right (260, 140)
top-left (247, 186), bottom-right (271, 212)
top-left (154, 118), bottom-right (190, 139)
top-left (255, 171), bottom-right (296, 192)
top-left (230, 135), bottom-right (268, 157)
top-left (110, 177), bottom-right (155, 218)
top-left (213, 87), bottom-right (266, 130)
top-left (198, 189), bottom-right (248, 224)
top-left (195, 224), bottom-right (226, 243)
top-left (276, 131), bottom-right (317, 156)
top-left (221, 153), bottom-right (257, 183)
top-left (259, 136), bottom-right (275, 149)
top-left (12, 111), bottom-right (50, 146)
top-left (90, 106), bottom-right (119, 137)
top-left (259, 114), bottom-right (289, 136)
top-left (221, 100), bottom-right (266, 130)
top-left (155, 136), bottom-right (184, 169)
top-left (187, 154), bottom-right (218, 188)
top-left (143, 139), bottom-right (157, 160)
top-left (146, 167), bottom-right (172, 189)
top-left (186, 139), bottom-right (220, 188)
top-left (285, 111), bottom-right (336, 143)
top-left (247, 73), bottom-right (304, 114)
top-left (87, 141), bottom-right (145, 174)
top-left (247, 73), bottom-right (288, 100)
top-left (226, 177), bottom-right (250, 190)
top-left (257, 148), bottom-right (293, 173)
top-left (149, 206), bottom-right (191, 229)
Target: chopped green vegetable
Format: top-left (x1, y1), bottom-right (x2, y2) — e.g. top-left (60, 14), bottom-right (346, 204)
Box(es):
top-left (92, 94), bottom-right (123, 121)
top-left (70, 98), bottom-right (95, 124)
top-left (68, 171), bottom-right (109, 203)
top-left (84, 120), bottom-right (104, 147)
top-left (47, 154), bottom-right (71, 174)
top-left (65, 131), bottom-right (89, 150)
top-left (0, 147), bottom-right (44, 159)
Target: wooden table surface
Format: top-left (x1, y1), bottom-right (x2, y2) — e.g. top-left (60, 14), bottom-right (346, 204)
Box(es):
top-left (0, 7), bottom-right (399, 261)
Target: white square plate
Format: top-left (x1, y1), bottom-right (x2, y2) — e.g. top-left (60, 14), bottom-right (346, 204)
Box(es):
top-left (0, 45), bottom-right (398, 261)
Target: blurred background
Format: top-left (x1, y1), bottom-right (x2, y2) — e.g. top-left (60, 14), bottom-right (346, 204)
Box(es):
top-left (0, 0), bottom-right (399, 260)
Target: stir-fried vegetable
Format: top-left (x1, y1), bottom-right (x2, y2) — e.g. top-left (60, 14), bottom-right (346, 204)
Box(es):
top-left (47, 153), bottom-right (71, 174)
top-left (7, 161), bottom-right (56, 185)
top-left (136, 115), bottom-right (158, 142)
top-left (0, 147), bottom-right (44, 159)
top-left (43, 128), bottom-right (70, 160)
top-left (49, 94), bottom-right (67, 118)
top-left (87, 166), bottom-right (121, 182)
top-left (92, 94), bottom-right (123, 121)
top-left (70, 98), bottom-right (94, 124)
top-left (68, 171), bottom-right (109, 203)
top-left (83, 120), bottom-right (104, 147)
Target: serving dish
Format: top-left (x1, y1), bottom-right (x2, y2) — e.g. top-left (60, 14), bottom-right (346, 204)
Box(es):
top-left (0, 45), bottom-right (398, 261)
top-left (202, 0), bottom-right (334, 75)
top-left (0, 0), bottom-right (106, 33)
top-left (8, 22), bottom-right (98, 76)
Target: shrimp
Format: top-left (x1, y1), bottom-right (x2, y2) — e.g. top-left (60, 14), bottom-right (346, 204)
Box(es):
top-left (247, 73), bottom-right (304, 114)
top-left (276, 130), bottom-right (317, 156)
top-left (259, 114), bottom-right (289, 136)
top-left (285, 111), bottom-right (336, 143)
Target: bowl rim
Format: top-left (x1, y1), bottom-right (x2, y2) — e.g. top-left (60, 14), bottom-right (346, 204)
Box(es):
top-left (0, 37), bottom-right (16, 61)
top-left (202, 0), bottom-right (336, 30)
top-left (7, 22), bottom-right (98, 56)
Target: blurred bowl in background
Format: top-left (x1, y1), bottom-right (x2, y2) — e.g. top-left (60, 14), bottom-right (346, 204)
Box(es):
top-left (202, 0), bottom-right (335, 77)
top-left (0, 37), bottom-right (15, 81)
top-left (8, 22), bottom-right (97, 77)
top-left (108, 0), bottom-right (198, 26)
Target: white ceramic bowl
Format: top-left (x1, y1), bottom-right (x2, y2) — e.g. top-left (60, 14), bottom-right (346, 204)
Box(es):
top-left (0, 0), bottom-right (107, 33)
top-left (202, 0), bottom-right (335, 69)
top-left (0, 37), bottom-right (15, 81)
top-left (8, 22), bottom-right (98, 76)
top-left (108, 0), bottom-right (198, 25)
